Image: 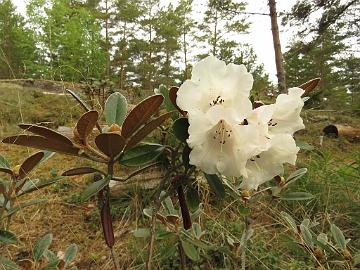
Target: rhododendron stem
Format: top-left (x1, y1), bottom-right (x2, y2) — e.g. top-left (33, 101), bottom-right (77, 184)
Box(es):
top-left (177, 184), bottom-right (192, 230)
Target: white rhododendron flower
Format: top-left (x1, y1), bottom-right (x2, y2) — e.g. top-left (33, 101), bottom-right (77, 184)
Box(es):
top-left (187, 106), bottom-right (269, 177)
top-left (176, 55), bottom-right (253, 117)
top-left (269, 87), bottom-right (305, 135)
top-left (240, 134), bottom-right (300, 190)
top-left (176, 55), bottom-right (305, 190)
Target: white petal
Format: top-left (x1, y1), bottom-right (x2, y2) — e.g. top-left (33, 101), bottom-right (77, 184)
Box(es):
top-left (271, 87), bottom-right (305, 134)
top-left (240, 134), bottom-right (299, 190)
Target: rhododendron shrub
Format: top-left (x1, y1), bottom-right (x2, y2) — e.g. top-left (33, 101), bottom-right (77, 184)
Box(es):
top-left (176, 55), bottom-right (305, 190)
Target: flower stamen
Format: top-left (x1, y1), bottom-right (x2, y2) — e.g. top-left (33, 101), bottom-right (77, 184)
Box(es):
top-left (212, 120), bottom-right (232, 152)
top-left (210, 95), bottom-right (225, 106)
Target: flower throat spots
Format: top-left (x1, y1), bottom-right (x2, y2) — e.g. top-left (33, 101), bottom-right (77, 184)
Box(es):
top-left (213, 120), bottom-right (232, 152)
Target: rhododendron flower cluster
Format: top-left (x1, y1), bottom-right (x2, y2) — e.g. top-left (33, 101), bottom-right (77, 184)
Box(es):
top-left (176, 56), bottom-right (305, 190)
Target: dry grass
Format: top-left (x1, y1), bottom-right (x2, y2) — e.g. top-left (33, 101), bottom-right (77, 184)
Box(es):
top-left (1, 83), bottom-right (360, 269)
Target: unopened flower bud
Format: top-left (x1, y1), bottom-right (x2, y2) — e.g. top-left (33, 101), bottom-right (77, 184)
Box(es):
top-left (314, 247), bottom-right (324, 260)
top-left (274, 175), bottom-right (286, 187)
top-left (343, 249), bottom-right (352, 260)
top-left (108, 123), bottom-right (122, 134)
top-left (241, 190), bottom-right (250, 201)
top-left (253, 101), bottom-right (264, 109)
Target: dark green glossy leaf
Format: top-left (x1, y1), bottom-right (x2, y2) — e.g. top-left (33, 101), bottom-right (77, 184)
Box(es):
top-left (105, 92), bottom-right (127, 126)
top-left (204, 173), bottom-right (225, 199)
top-left (172, 118), bottom-right (189, 142)
top-left (120, 143), bottom-right (164, 167)
top-left (81, 176), bottom-right (110, 202)
top-left (0, 230), bottom-right (18, 244)
top-left (34, 233), bottom-right (53, 261)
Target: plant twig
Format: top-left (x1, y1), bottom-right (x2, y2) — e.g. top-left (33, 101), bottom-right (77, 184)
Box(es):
top-left (111, 247), bottom-right (121, 270)
top-left (241, 216), bottom-right (253, 270)
top-left (178, 239), bottom-right (187, 270)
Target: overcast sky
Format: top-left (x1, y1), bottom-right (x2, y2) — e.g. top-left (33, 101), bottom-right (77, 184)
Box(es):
top-left (11, 0), bottom-right (297, 82)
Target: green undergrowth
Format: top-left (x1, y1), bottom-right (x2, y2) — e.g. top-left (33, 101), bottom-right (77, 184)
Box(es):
top-left (0, 83), bottom-right (359, 269)
top-left (0, 82), bottom-right (82, 130)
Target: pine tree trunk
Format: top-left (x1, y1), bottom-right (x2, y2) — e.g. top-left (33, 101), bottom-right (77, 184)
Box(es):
top-left (268, 0), bottom-right (286, 93)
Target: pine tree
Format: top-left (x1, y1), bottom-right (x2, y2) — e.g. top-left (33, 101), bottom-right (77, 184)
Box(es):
top-left (197, 0), bottom-right (248, 59)
top-left (0, 0), bottom-right (37, 79)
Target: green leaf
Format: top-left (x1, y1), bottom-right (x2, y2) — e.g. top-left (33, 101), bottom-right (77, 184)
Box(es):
top-left (64, 243), bottom-right (78, 266)
top-left (81, 176), bottom-right (110, 202)
top-left (157, 84), bottom-right (175, 111)
top-left (120, 143), bottom-right (164, 167)
top-left (40, 151), bottom-right (55, 164)
top-left (143, 208), bottom-right (153, 218)
top-left (300, 223), bottom-right (313, 249)
top-left (296, 141), bottom-right (315, 151)
top-left (192, 223), bottom-right (203, 239)
top-left (317, 233), bottom-right (328, 245)
top-left (181, 240), bottom-right (199, 261)
top-left (280, 211), bottom-right (298, 233)
top-left (280, 192), bottom-right (314, 201)
top-left (0, 155), bottom-right (10, 169)
top-left (156, 230), bottom-right (174, 240)
top-left (186, 187), bottom-right (200, 211)
top-left (42, 260), bottom-right (59, 270)
top-left (0, 256), bottom-right (19, 270)
top-left (44, 250), bottom-right (58, 264)
top-left (34, 233), bottom-right (53, 261)
top-left (17, 177), bottom-right (64, 196)
top-left (354, 253), bottom-right (360, 267)
top-left (133, 228), bottom-right (150, 238)
top-left (162, 195), bottom-right (177, 216)
top-left (286, 168), bottom-right (308, 184)
top-left (330, 224), bottom-right (346, 251)
top-left (105, 92), bottom-right (127, 126)
top-left (204, 173), bottom-right (225, 199)
top-left (172, 118), bottom-right (189, 142)
top-left (0, 230), bottom-right (18, 244)
top-left (238, 205), bottom-right (250, 216)
top-left (6, 198), bottom-right (47, 217)
top-left (0, 194), bottom-right (10, 210)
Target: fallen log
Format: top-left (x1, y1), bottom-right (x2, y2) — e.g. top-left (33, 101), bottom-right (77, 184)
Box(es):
top-left (323, 124), bottom-right (360, 141)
